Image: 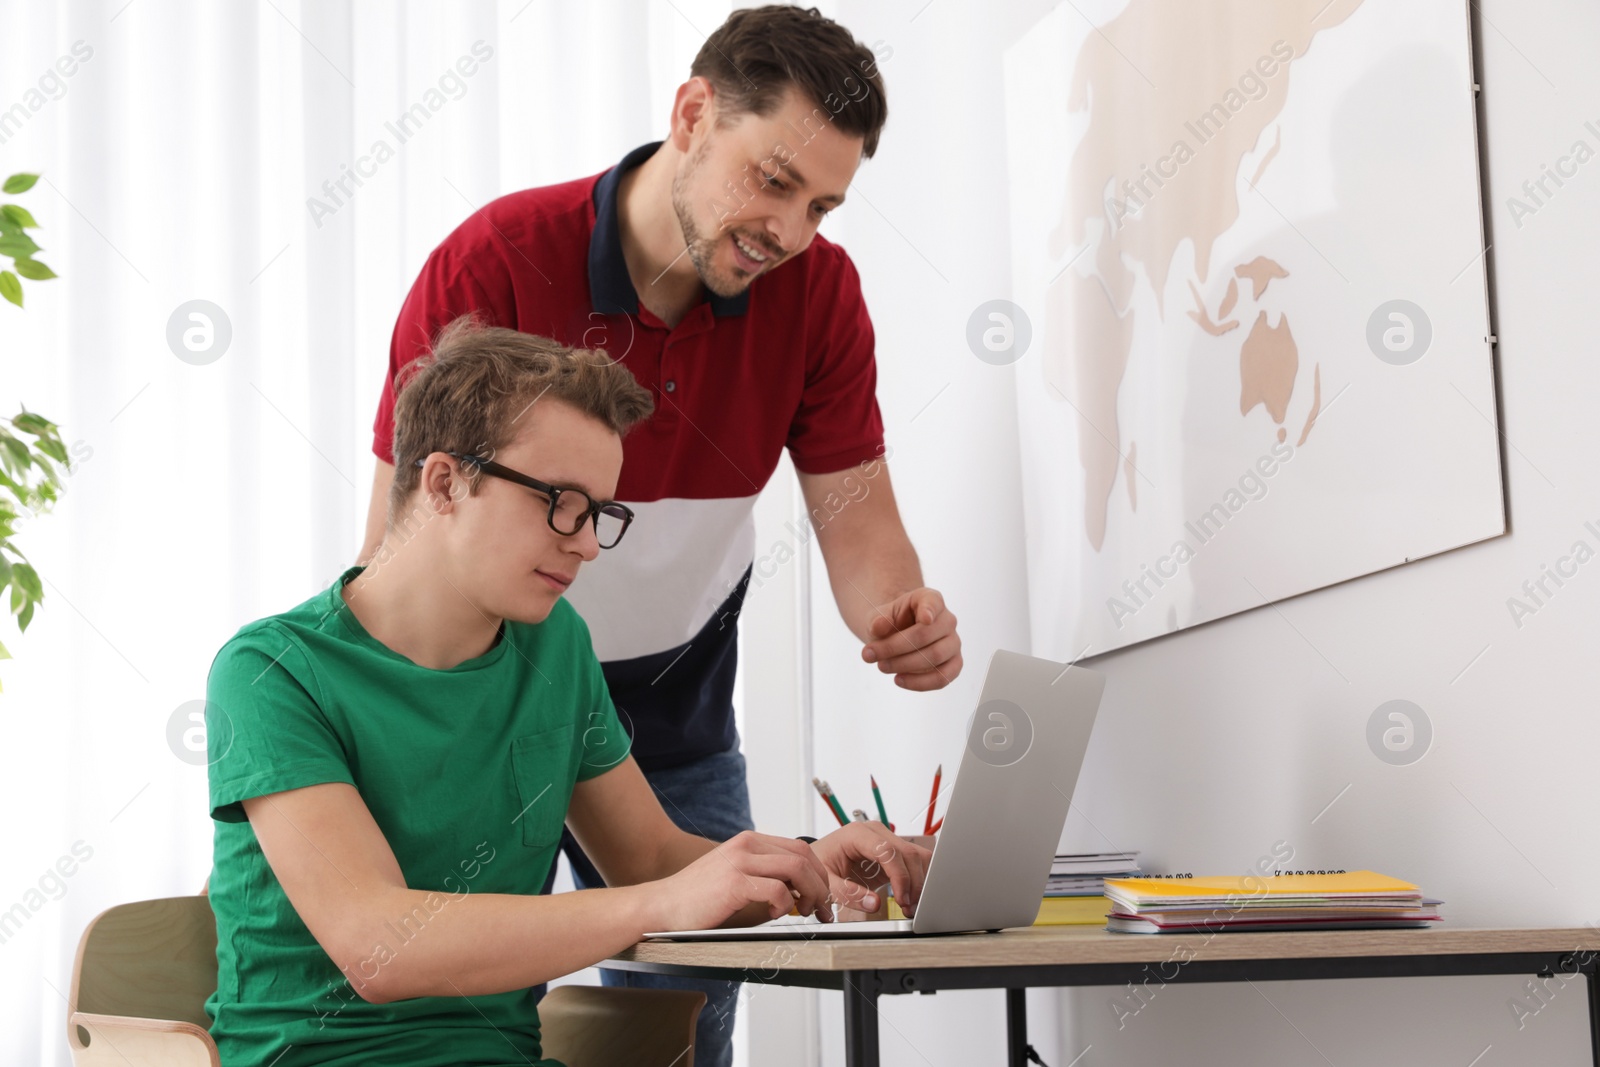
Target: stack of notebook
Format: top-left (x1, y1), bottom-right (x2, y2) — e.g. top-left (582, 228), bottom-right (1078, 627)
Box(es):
top-left (1101, 870), bottom-right (1444, 934)
top-left (1034, 851), bottom-right (1142, 926)
top-left (1047, 850), bottom-right (1142, 896)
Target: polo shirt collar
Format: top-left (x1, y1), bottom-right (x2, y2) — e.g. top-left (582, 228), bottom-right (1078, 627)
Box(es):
top-left (589, 140), bottom-right (750, 319)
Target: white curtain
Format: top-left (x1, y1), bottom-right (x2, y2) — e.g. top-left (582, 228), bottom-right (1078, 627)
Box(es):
top-left (0, 2), bottom-right (772, 1062)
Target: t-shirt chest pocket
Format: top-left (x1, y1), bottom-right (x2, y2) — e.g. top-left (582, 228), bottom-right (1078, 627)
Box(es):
top-left (509, 724), bottom-right (575, 848)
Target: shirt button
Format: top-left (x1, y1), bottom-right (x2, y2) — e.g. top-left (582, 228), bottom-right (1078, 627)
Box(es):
top-left (664, 380), bottom-right (677, 393)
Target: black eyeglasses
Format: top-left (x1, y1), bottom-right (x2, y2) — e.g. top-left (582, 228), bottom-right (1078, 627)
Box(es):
top-left (418, 452), bottom-right (635, 549)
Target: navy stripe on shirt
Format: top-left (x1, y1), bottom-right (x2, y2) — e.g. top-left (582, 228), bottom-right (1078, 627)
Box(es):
top-left (600, 567), bottom-right (750, 770)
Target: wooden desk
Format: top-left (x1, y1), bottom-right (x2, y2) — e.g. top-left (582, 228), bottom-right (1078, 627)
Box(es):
top-left (610, 925), bottom-right (1600, 1066)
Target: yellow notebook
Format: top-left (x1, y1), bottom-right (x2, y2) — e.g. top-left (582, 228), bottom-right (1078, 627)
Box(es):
top-left (1104, 871), bottom-right (1419, 903)
top-left (1033, 896), bottom-right (1110, 926)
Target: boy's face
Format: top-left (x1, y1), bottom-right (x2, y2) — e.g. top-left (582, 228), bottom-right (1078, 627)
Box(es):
top-left (445, 399), bottom-right (624, 625)
top-left (671, 86), bottom-right (863, 298)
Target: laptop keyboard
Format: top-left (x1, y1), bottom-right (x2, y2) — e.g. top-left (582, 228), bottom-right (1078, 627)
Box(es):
top-left (757, 914), bottom-right (912, 933)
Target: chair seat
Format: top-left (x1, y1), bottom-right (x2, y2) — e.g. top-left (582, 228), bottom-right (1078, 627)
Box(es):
top-left (539, 984), bottom-right (706, 1066)
top-left (69, 1014), bottom-right (218, 1067)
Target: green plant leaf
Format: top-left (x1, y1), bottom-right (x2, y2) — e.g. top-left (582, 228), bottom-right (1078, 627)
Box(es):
top-left (0, 232), bottom-right (40, 258)
top-left (1, 436), bottom-right (30, 472)
top-left (3, 173), bottom-right (39, 194)
top-left (1, 204), bottom-right (37, 229)
top-left (0, 433), bottom-right (23, 475)
top-left (36, 438), bottom-right (68, 465)
top-left (17, 598), bottom-right (34, 632)
top-left (0, 271), bottom-right (19, 308)
top-left (9, 584), bottom-right (23, 614)
top-left (13, 258), bottom-right (54, 281)
top-left (11, 412), bottom-right (54, 435)
top-left (0, 637), bottom-right (10, 661)
top-left (13, 562), bottom-right (41, 601)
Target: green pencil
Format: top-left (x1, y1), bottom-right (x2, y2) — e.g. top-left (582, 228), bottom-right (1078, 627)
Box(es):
top-left (812, 777), bottom-right (849, 826)
top-left (827, 793), bottom-right (850, 826)
top-left (870, 775), bottom-right (892, 827)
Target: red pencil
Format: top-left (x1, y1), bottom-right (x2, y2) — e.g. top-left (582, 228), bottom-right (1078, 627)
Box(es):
top-left (924, 764), bottom-right (942, 835)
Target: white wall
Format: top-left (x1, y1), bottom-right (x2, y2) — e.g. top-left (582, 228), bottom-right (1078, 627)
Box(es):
top-left (793, 1), bottom-right (1600, 1064)
top-left (1051, 3), bottom-right (1600, 1063)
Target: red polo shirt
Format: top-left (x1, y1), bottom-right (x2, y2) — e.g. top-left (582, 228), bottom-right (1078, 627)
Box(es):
top-left (371, 140), bottom-right (885, 768)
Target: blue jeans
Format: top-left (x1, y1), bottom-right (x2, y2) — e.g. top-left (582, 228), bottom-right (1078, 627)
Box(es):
top-left (536, 746), bottom-right (754, 1067)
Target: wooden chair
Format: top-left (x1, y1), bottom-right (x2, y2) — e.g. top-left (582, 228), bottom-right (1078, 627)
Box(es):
top-left (67, 895), bottom-right (704, 1066)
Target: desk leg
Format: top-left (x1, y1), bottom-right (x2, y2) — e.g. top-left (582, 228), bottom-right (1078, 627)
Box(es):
top-left (1588, 963), bottom-right (1600, 1066)
top-left (1007, 988), bottom-right (1028, 1066)
top-left (843, 970), bottom-right (881, 1067)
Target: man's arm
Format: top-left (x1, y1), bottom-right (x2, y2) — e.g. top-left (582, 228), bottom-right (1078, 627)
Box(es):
top-left (244, 768), bottom-right (838, 1003)
top-left (799, 462), bottom-right (962, 691)
top-left (358, 460), bottom-right (395, 565)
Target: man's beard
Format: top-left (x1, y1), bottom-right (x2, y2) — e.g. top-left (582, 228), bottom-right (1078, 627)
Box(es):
top-left (671, 139), bottom-right (760, 299)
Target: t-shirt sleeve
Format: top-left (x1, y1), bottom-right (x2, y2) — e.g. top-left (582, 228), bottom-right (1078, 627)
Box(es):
top-left (570, 614), bottom-right (633, 781)
top-left (786, 245), bottom-right (887, 475)
top-left (371, 246), bottom-right (507, 465)
top-left (206, 626), bottom-right (355, 823)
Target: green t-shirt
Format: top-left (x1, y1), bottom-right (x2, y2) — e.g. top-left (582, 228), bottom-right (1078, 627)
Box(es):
top-left (204, 566), bottom-right (631, 1067)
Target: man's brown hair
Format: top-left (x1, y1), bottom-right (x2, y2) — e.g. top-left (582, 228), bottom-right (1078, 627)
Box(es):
top-left (387, 314), bottom-right (654, 526)
top-left (692, 5), bottom-right (888, 158)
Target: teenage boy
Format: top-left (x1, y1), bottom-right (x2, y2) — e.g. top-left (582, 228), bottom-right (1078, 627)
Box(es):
top-left (205, 318), bottom-right (930, 1067)
top-left (359, 9), bottom-right (961, 1056)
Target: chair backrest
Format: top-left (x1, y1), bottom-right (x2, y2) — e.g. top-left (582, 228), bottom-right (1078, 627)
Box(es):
top-left (69, 896), bottom-right (218, 1034)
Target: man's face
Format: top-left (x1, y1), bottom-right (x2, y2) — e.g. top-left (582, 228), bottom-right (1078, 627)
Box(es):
top-left (671, 87), bottom-right (864, 298)
top-left (443, 399), bottom-right (624, 625)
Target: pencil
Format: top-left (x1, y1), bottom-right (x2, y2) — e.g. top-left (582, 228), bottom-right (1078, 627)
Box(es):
top-left (851, 808), bottom-right (869, 822)
top-left (924, 764), bottom-right (942, 835)
top-left (870, 775), bottom-right (891, 827)
top-left (812, 777), bottom-right (849, 827)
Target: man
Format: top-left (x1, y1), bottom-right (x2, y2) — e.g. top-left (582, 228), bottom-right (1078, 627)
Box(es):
top-left (206, 318), bottom-right (930, 1067)
top-left (359, 7), bottom-right (962, 1059)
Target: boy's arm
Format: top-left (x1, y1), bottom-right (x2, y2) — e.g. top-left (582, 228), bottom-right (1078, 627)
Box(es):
top-left (565, 755), bottom-right (710, 882)
top-left (564, 756), bottom-right (796, 928)
top-left (566, 757), bottom-right (926, 921)
top-left (243, 776), bottom-right (836, 1003)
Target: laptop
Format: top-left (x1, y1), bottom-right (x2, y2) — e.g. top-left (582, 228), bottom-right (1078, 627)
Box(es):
top-left (643, 649), bottom-right (1105, 940)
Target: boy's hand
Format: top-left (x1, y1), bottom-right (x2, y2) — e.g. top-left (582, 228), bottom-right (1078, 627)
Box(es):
top-left (809, 822), bottom-right (932, 917)
top-left (651, 831), bottom-right (836, 931)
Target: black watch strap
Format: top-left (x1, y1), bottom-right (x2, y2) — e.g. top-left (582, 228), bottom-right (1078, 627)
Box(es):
top-left (796, 835), bottom-right (818, 845)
